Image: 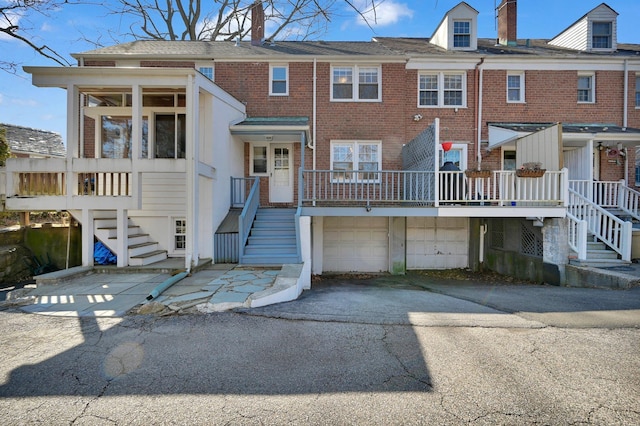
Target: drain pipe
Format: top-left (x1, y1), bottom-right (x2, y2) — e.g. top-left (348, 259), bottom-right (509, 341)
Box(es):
top-left (146, 255), bottom-right (192, 301)
top-left (479, 223), bottom-right (488, 265)
top-left (475, 58), bottom-right (485, 170)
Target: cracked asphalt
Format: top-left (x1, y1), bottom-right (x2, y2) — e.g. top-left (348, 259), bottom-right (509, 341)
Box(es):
top-left (0, 273), bottom-right (639, 425)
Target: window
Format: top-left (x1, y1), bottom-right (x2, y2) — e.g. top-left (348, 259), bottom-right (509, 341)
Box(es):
top-left (507, 72), bottom-right (525, 103)
top-left (155, 114), bottom-right (186, 159)
top-left (198, 66), bottom-right (214, 80)
top-left (330, 141), bottom-right (382, 181)
top-left (418, 72), bottom-right (466, 107)
top-left (438, 144), bottom-right (468, 170)
top-left (636, 75), bottom-right (640, 108)
top-left (503, 150), bottom-right (516, 171)
top-left (578, 74), bottom-right (595, 103)
top-left (453, 21), bottom-right (470, 48)
top-left (270, 65), bottom-right (288, 96)
top-left (250, 145), bottom-right (268, 176)
top-left (174, 219), bottom-right (186, 251)
top-left (331, 65), bottom-right (381, 101)
top-left (101, 116), bottom-right (148, 158)
top-left (592, 22), bottom-right (612, 49)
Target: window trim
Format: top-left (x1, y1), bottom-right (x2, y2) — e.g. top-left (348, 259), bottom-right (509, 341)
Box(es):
top-left (506, 71), bottom-right (525, 103)
top-left (249, 143), bottom-right (269, 177)
top-left (577, 72), bottom-right (596, 104)
top-left (438, 143), bottom-right (468, 171)
top-left (591, 21), bottom-right (613, 50)
top-left (330, 65), bottom-right (382, 102)
top-left (269, 64), bottom-right (289, 96)
top-left (417, 71), bottom-right (467, 108)
top-left (330, 140), bottom-right (382, 182)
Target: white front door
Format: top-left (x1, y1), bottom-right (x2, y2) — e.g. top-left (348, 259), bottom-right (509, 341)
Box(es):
top-left (269, 144), bottom-right (293, 203)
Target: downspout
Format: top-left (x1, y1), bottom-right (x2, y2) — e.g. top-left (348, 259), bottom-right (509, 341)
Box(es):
top-left (623, 59), bottom-right (628, 128)
top-left (479, 223), bottom-right (488, 265)
top-left (312, 58), bottom-right (317, 164)
top-left (475, 58), bottom-right (485, 170)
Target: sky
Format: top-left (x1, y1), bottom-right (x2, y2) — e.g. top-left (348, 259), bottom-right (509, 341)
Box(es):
top-left (1, 0), bottom-right (639, 144)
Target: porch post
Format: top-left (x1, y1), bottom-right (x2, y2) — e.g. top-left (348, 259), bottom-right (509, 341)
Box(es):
top-left (299, 131), bottom-right (305, 207)
top-left (67, 84), bottom-right (80, 200)
top-left (185, 74), bottom-right (200, 269)
top-left (131, 84), bottom-right (143, 209)
top-left (116, 208), bottom-right (127, 267)
top-left (81, 208), bottom-right (94, 267)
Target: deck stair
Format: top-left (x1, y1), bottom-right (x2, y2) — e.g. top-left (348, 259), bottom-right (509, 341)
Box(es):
top-left (569, 235), bottom-right (631, 268)
top-left (70, 210), bottom-right (167, 266)
top-left (241, 208), bottom-right (299, 265)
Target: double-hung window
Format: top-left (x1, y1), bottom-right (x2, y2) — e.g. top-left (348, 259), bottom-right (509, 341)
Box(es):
top-left (418, 72), bottom-right (466, 107)
top-left (453, 21), bottom-right (471, 48)
top-left (507, 72), bottom-right (525, 103)
top-left (331, 65), bottom-right (381, 101)
top-left (592, 22), bottom-right (612, 49)
top-left (331, 140), bottom-right (382, 182)
top-left (270, 64), bottom-right (288, 96)
top-left (635, 75), bottom-right (640, 108)
top-left (578, 73), bottom-right (595, 103)
top-left (173, 218), bottom-right (186, 252)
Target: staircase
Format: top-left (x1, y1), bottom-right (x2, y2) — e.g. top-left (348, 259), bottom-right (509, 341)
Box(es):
top-left (95, 216), bottom-right (167, 266)
top-left (569, 235), bottom-right (630, 268)
top-left (70, 210), bottom-right (167, 266)
top-left (241, 208), bottom-right (300, 265)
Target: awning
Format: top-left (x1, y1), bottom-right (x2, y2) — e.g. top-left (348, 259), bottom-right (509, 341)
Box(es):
top-left (488, 123), bottom-right (640, 149)
top-left (230, 116), bottom-right (311, 144)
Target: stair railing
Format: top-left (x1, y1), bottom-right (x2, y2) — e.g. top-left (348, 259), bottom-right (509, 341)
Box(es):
top-left (568, 188), bottom-right (632, 261)
top-left (238, 177), bottom-right (260, 263)
top-left (618, 182), bottom-right (640, 221)
top-left (566, 211), bottom-right (588, 261)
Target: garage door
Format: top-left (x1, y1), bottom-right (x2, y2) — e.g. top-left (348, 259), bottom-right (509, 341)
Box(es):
top-left (407, 217), bottom-right (469, 269)
top-left (323, 217), bottom-right (389, 272)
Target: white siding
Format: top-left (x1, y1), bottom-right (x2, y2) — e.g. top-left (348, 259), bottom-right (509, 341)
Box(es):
top-left (564, 145), bottom-right (592, 181)
top-left (407, 217), bottom-right (469, 269)
top-left (516, 124), bottom-right (562, 171)
top-left (323, 217), bottom-right (389, 272)
top-left (138, 172), bottom-right (187, 216)
top-left (549, 18), bottom-right (588, 51)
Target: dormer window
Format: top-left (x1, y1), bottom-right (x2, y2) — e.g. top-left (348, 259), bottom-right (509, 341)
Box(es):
top-left (453, 21), bottom-right (471, 48)
top-left (592, 22), bottom-right (612, 49)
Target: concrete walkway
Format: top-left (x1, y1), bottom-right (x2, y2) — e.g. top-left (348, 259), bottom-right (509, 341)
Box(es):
top-left (2, 262), bottom-right (305, 318)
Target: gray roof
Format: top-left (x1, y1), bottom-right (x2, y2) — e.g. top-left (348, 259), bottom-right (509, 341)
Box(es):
top-left (489, 122), bottom-right (640, 134)
top-left (75, 36), bottom-right (640, 61)
top-left (75, 40), bottom-right (403, 60)
top-left (1, 123), bottom-right (65, 157)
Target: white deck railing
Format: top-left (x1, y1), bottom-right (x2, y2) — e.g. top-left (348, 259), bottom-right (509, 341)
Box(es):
top-left (568, 188), bottom-right (632, 261)
top-left (302, 169), bottom-right (567, 207)
top-left (566, 211), bottom-right (588, 260)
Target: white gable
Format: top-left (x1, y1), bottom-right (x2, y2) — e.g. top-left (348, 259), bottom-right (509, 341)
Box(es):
top-left (548, 3), bottom-right (618, 51)
top-left (430, 2), bottom-right (478, 51)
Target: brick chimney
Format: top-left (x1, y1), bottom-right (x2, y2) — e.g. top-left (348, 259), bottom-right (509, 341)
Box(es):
top-left (251, 1), bottom-right (264, 46)
top-left (497, 0), bottom-right (517, 46)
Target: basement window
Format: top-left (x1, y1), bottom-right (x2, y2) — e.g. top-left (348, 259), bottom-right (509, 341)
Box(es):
top-left (174, 218), bottom-right (186, 251)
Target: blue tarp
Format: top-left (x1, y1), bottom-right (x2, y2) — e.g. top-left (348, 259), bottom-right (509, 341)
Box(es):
top-left (94, 242), bottom-right (117, 265)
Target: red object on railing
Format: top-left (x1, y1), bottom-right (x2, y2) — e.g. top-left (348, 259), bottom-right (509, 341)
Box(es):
top-left (441, 141), bottom-right (453, 152)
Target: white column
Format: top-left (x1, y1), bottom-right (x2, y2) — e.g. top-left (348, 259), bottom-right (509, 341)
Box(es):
top-left (81, 208), bottom-right (94, 266)
top-left (131, 84), bottom-right (143, 209)
top-left (116, 208), bottom-right (128, 267)
top-left (185, 75), bottom-right (200, 270)
top-left (67, 84), bottom-right (80, 199)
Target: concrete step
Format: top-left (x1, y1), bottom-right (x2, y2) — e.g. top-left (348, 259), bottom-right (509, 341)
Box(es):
top-left (569, 258), bottom-right (631, 268)
top-left (97, 225), bottom-right (142, 239)
top-left (129, 250), bottom-right (168, 266)
top-left (586, 249), bottom-right (619, 260)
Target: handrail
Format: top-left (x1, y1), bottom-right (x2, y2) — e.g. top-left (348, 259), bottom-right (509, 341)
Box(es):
top-left (294, 206), bottom-right (302, 262)
top-left (238, 177), bottom-right (260, 263)
top-left (568, 188), bottom-right (632, 261)
top-left (230, 176), bottom-right (256, 208)
top-left (619, 184), bottom-right (640, 221)
top-left (566, 211), bottom-right (588, 260)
